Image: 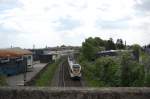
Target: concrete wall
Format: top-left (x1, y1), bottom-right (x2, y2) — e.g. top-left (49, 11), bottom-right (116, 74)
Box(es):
top-left (0, 87), bottom-right (150, 99)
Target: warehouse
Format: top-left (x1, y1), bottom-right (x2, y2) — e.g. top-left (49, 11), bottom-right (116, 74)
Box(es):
top-left (7, 48), bottom-right (33, 69)
top-left (0, 48), bottom-right (33, 76)
top-left (39, 54), bottom-right (53, 63)
top-left (29, 49), bottom-right (44, 61)
top-left (30, 49), bottom-right (60, 63)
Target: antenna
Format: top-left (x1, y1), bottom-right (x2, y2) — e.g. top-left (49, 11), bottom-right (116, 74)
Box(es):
top-left (33, 44), bottom-right (35, 49)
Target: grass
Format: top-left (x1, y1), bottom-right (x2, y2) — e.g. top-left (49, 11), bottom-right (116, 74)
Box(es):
top-left (35, 60), bottom-right (60, 86)
top-left (79, 60), bottom-right (98, 87)
top-left (0, 75), bottom-right (7, 86)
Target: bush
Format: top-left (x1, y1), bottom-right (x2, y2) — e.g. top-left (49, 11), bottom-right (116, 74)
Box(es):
top-left (121, 52), bottom-right (144, 86)
top-left (145, 73), bottom-right (150, 86)
top-left (79, 52), bottom-right (145, 87)
top-left (131, 44), bottom-right (141, 62)
top-left (0, 75), bottom-right (7, 86)
top-left (95, 57), bottom-right (120, 86)
top-left (141, 52), bottom-right (150, 86)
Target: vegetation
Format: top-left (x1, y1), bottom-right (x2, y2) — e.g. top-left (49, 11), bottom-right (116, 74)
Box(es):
top-left (35, 60), bottom-right (60, 86)
top-left (105, 38), bottom-right (116, 50)
top-left (120, 52), bottom-right (144, 86)
top-left (131, 44), bottom-right (141, 62)
top-left (141, 51), bottom-right (150, 86)
top-left (94, 57), bottom-right (120, 86)
top-left (0, 75), bottom-right (7, 86)
top-left (81, 37), bottom-right (126, 61)
top-left (81, 37), bottom-right (105, 61)
top-left (78, 37), bottom-right (150, 87)
top-left (116, 39), bottom-right (125, 49)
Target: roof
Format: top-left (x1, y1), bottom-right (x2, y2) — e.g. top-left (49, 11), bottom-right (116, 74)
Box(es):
top-left (0, 50), bottom-right (20, 58)
top-left (97, 50), bottom-right (131, 54)
top-left (0, 47), bottom-right (32, 58)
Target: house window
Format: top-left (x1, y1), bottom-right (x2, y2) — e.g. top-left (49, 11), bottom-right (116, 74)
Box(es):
top-left (0, 58), bottom-right (10, 63)
top-left (16, 56), bottom-right (23, 62)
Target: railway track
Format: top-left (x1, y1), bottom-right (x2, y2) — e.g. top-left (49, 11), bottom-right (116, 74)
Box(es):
top-left (58, 62), bottom-right (65, 87)
top-left (58, 59), bottom-right (83, 87)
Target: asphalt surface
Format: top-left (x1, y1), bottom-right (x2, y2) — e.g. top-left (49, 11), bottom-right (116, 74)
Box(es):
top-left (6, 62), bottom-right (47, 86)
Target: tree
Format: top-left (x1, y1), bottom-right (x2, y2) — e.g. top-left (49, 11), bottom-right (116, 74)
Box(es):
top-left (120, 52), bottom-right (131, 86)
top-left (147, 44), bottom-right (150, 48)
top-left (94, 37), bottom-right (105, 47)
top-left (132, 44), bottom-right (141, 62)
top-left (95, 57), bottom-right (120, 86)
top-left (82, 38), bottom-right (98, 61)
top-left (105, 38), bottom-right (116, 50)
top-left (141, 53), bottom-right (150, 86)
top-left (81, 37), bottom-right (106, 61)
top-left (116, 38), bottom-right (125, 49)
top-left (121, 52), bottom-right (144, 86)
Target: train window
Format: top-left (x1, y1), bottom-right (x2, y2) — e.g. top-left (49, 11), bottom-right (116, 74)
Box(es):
top-left (73, 64), bottom-right (80, 68)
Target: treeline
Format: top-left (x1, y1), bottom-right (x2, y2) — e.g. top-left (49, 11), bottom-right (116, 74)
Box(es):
top-left (81, 37), bottom-right (125, 61)
top-left (78, 37), bottom-right (150, 87)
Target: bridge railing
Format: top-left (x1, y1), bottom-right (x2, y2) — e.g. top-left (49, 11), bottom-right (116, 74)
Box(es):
top-left (0, 87), bottom-right (150, 99)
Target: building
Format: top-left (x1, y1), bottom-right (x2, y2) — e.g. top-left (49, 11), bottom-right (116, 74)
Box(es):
top-left (39, 54), bottom-right (53, 63)
top-left (29, 49), bottom-right (44, 61)
top-left (96, 50), bottom-right (131, 57)
top-left (0, 48), bottom-right (33, 76)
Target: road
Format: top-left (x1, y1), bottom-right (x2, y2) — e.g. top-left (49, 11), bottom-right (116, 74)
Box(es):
top-left (6, 62), bottom-right (47, 86)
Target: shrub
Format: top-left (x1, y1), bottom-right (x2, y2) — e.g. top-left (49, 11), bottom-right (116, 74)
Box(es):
top-left (121, 52), bottom-right (144, 86)
top-left (95, 57), bottom-right (121, 86)
top-left (0, 75), bottom-right (7, 86)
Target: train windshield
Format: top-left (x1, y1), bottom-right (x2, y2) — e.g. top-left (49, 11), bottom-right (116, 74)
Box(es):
top-left (73, 64), bottom-right (80, 68)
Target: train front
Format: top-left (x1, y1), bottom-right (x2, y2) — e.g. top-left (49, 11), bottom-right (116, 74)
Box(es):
top-left (70, 64), bottom-right (81, 79)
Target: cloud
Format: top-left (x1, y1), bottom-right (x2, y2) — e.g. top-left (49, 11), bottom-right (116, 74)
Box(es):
top-left (96, 18), bottom-right (130, 30)
top-left (53, 16), bottom-right (81, 31)
top-left (0, 0), bottom-right (21, 13)
top-left (0, 0), bottom-right (150, 48)
top-left (135, 0), bottom-right (150, 12)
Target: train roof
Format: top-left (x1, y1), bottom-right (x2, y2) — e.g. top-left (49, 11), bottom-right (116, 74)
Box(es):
top-left (72, 64), bottom-right (81, 68)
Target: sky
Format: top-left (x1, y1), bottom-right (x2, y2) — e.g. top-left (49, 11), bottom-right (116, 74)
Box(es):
top-left (0, 0), bottom-right (150, 48)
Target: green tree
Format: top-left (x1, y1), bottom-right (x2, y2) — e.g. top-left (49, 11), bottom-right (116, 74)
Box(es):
top-left (82, 40), bottom-right (98, 61)
top-left (105, 38), bottom-right (116, 50)
top-left (95, 57), bottom-right (120, 86)
top-left (132, 44), bottom-right (141, 62)
top-left (121, 52), bottom-right (144, 86)
top-left (94, 37), bottom-right (106, 47)
top-left (116, 38), bottom-right (125, 49)
top-left (81, 37), bottom-right (105, 61)
top-left (141, 53), bottom-right (150, 86)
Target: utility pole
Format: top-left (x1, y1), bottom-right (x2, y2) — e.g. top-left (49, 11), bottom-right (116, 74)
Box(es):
top-left (125, 40), bottom-right (127, 49)
top-left (23, 58), bottom-right (27, 86)
top-left (33, 44), bottom-right (35, 49)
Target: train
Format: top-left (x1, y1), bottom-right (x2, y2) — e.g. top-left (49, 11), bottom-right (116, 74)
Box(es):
top-left (68, 56), bottom-right (81, 79)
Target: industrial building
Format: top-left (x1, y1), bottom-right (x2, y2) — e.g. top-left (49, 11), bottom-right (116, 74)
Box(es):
top-left (96, 50), bottom-right (131, 57)
top-left (0, 48), bottom-right (33, 76)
